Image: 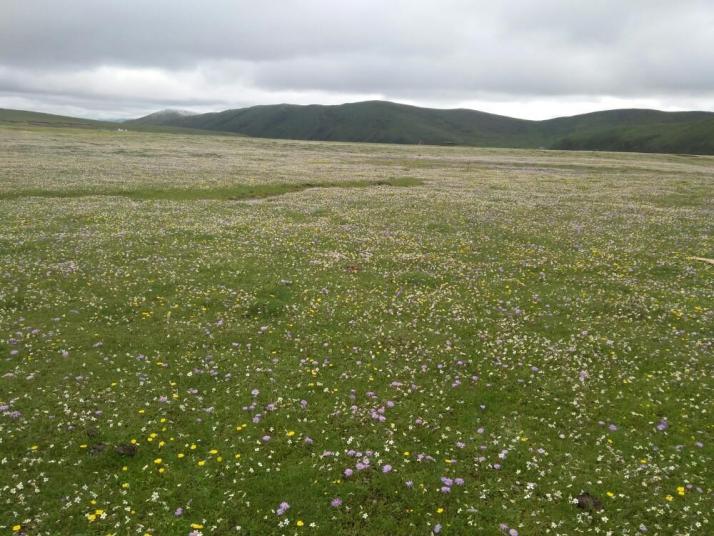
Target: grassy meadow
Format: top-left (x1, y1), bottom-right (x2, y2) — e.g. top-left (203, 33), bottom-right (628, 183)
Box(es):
top-left (0, 123), bottom-right (712, 535)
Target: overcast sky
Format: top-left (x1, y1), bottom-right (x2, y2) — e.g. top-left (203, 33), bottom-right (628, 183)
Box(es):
top-left (1, 0), bottom-right (713, 120)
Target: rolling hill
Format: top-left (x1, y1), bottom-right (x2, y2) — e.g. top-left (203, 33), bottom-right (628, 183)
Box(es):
top-left (0, 108), bottom-right (116, 129)
top-left (127, 101), bottom-right (714, 155)
top-left (4, 103), bottom-right (713, 155)
top-left (0, 108), bottom-right (236, 137)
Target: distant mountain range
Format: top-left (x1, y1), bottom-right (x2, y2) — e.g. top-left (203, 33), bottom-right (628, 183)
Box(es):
top-left (126, 101), bottom-right (714, 155)
top-left (3, 101), bottom-right (714, 155)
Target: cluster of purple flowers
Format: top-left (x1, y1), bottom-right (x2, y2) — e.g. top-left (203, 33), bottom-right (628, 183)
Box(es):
top-left (276, 501), bottom-right (290, 516)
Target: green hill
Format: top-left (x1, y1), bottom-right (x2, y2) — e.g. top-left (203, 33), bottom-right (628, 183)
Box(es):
top-left (5, 103), bottom-right (713, 155)
top-left (127, 101), bottom-right (714, 155)
top-left (0, 108), bottom-right (236, 137)
top-left (0, 108), bottom-right (116, 129)
top-left (127, 101), bottom-right (538, 147)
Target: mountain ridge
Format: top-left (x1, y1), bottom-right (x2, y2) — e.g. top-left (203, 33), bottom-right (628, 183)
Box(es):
top-left (3, 103), bottom-right (713, 155)
top-left (126, 101), bottom-right (714, 155)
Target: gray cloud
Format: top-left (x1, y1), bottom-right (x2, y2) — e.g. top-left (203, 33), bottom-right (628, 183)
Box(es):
top-left (1, 0), bottom-right (713, 119)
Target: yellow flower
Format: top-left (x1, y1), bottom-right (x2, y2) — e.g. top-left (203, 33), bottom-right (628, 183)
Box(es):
top-left (296, 520), bottom-right (304, 527)
top-left (12, 525), bottom-right (22, 533)
top-left (665, 495), bottom-right (674, 501)
top-left (122, 483), bottom-right (130, 489)
top-left (287, 431), bottom-right (296, 437)
top-left (606, 491), bottom-right (614, 497)
top-left (436, 507), bottom-right (444, 514)
top-left (177, 453), bottom-right (185, 459)
top-left (209, 449), bottom-right (218, 455)
top-left (153, 458), bottom-right (162, 465)
top-left (190, 523), bottom-right (204, 529)
top-left (234, 453), bottom-right (241, 459)
top-left (197, 460), bottom-right (206, 466)
top-left (677, 486), bottom-right (686, 496)
top-left (403, 451), bottom-right (410, 456)
top-left (190, 443), bottom-right (197, 450)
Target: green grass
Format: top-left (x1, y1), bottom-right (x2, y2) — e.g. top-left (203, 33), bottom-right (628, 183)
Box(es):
top-left (0, 124), bottom-right (712, 536)
top-left (0, 177), bottom-right (422, 201)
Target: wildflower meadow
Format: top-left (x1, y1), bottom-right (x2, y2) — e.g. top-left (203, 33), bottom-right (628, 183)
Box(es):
top-left (0, 124), bottom-right (712, 535)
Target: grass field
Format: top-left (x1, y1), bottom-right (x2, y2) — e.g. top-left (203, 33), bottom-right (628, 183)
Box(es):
top-left (0, 124), bottom-right (712, 535)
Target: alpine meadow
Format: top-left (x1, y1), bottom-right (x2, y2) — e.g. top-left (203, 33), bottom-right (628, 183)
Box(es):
top-left (0, 120), bottom-right (711, 535)
top-left (2, 1), bottom-right (714, 535)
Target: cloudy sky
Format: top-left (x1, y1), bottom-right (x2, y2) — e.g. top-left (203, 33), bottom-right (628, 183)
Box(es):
top-left (2, 0), bottom-right (713, 120)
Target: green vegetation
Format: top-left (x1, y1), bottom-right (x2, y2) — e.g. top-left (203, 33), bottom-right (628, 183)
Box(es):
top-left (7, 103), bottom-right (714, 155)
top-left (128, 101), bottom-right (714, 155)
top-left (0, 177), bottom-right (422, 201)
top-left (0, 123), bottom-right (712, 535)
top-left (0, 108), bottom-right (240, 137)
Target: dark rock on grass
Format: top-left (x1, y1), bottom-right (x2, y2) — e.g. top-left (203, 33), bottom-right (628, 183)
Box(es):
top-left (576, 492), bottom-right (603, 512)
top-left (115, 442), bottom-right (138, 457)
top-left (89, 443), bottom-right (107, 455)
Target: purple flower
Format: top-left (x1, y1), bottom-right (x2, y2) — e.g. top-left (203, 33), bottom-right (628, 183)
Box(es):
top-left (174, 507), bottom-right (184, 517)
top-left (261, 435), bottom-right (271, 443)
top-left (251, 389), bottom-right (259, 397)
top-left (300, 399), bottom-right (308, 409)
top-left (656, 419), bottom-right (669, 431)
top-left (433, 524), bottom-right (442, 534)
top-left (276, 501), bottom-right (290, 516)
top-left (440, 477), bottom-right (453, 486)
top-left (382, 464), bottom-right (392, 473)
top-left (330, 497), bottom-right (342, 508)
top-left (608, 423), bottom-right (618, 432)
top-left (454, 477), bottom-right (464, 486)
top-left (509, 530), bottom-right (519, 536)
top-left (344, 468), bottom-right (353, 478)
top-left (304, 436), bottom-right (314, 445)
top-left (440, 486), bottom-right (451, 493)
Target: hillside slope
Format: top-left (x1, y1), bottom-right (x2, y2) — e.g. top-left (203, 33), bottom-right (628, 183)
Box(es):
top-left (0, 108), bottom-right (238, 136)
top-left (0, 108), bottom-right (115, 129)
top-left (128, 101), bottom-right (714, 154)
top-left (129, 101), bottom-right (539, 146)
